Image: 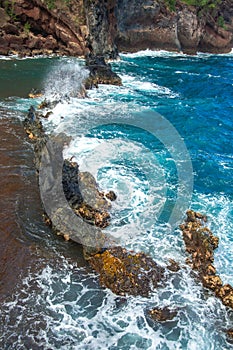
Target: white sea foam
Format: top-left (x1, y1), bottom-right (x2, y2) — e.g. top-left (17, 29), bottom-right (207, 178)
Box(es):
top-left (64, 136), bottom-right (167, 246)
top-left (121, 75), bottom-right (179, 98)
top-left (120, 50), bottom-right (187, 59)
top-left (43, 61), bottom-right (88, 102)
top-left (120, 49), bottom-right (233, 60)
top-left (1, 251), bottom-right (231, 350)
top-left (2, 54), bottom-right (230, 349)
top-left (192, 192), bottom-right (233, 285)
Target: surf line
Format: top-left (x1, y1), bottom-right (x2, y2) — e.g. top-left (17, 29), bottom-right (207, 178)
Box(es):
top-left (22, 103), bottom-right (233, 335)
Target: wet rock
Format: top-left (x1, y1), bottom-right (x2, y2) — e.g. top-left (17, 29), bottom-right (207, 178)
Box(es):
top-left (202, 275), bottom-right (223, 290)
top-left (62, 160), bottom-right (83, 208)
top-left (28, 89), bottom-right (43, 99)
top-left (75, 203), bottom-right (111, 229)
top-left (147, 306), bottom-right (178, 322)
top-left (62, 159), bottom-right (112, 228)
top-left (216, 284), bottom-right (233, 309)
top-left (226, 328), bottom-right (233, 340)
top-left (180, 210), bottom-right (233, 311)
top-left (78, 170), bottom-right (111, 210)
top-left (85, 55), bottom-right (122, 88)
top-left (88, 246), bottom-right (165, 297)
top-left (23, 105), bottom-right (44, 140)
top-left (105, 190), bottom-right (117, 201)
top-left (167, 259), bottom-right (180, 272)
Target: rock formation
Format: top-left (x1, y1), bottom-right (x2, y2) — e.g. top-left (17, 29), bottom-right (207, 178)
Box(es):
top-left (180, 210), bottom-right (233, 310)
top-left (0, 0), bottom-right (86, 56)
top-left (23, 105), bottom-right (167, 297)
top-left (116, 0), bottom-right (233, 54)
top-left (0, 0), bottom-right (232, 57)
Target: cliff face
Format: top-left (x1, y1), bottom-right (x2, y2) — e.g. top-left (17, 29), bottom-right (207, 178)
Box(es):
top-left (0, 0), bottom-right (232, 57)
top-left (116, 0), bottom-right (233, 54)
top-left (0, 0), bottom-right (87, 56)
top-left (83, 0), bottom-right (118, 60)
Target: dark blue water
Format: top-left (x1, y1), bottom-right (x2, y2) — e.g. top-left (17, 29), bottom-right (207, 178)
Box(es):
top-left (0, 51), bottom-right (233, 349)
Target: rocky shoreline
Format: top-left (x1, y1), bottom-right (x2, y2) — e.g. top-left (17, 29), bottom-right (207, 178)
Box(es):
top-left (1, 1), bottom-right (232, 87)
top-left (0, 1), bottom-right (232, 58)
top-left (22, 101), bottom-right (233, 338)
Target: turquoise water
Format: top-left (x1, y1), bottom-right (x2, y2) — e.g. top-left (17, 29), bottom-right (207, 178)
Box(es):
top-left (0, 51), bottom-right (233, 349)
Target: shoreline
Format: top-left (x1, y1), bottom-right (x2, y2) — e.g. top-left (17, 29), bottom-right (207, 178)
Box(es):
top-left (0, 47), bottom-right (232, 63)
top-left (0, 50), bottom-right (233, 346)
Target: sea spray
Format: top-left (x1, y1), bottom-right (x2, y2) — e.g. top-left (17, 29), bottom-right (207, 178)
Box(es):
top-left (43, 60), bottom-right (89, 102)
top-left (0, 52), bottom-right (232, 349)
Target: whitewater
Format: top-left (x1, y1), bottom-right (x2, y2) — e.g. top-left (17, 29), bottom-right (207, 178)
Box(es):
top-left (0, 50), bottom-right (232, 349)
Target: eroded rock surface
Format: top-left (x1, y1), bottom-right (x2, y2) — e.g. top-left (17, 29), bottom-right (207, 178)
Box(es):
top-left (88, 246), bottom-right (165, 297)
top-left (0, 0), bottom-right (86, 56)
top-left (180, 210), bottom-right (233, 312)
top-left (1, 1), bottom-right (232, 58)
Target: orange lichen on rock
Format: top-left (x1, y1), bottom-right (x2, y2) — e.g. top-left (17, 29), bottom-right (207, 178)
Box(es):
top-left (216, 284), bottom-right (233, 309)
top-left (28, 92), bottom-right (43, 99)
top-left (89, 246), bottom-right (165, 297)
top-left (148, 306), bottom-right (178, 322)
top-left (180, 210), bottom-right (219, 277)
top-left (180, 210), bottom-right (233, 315)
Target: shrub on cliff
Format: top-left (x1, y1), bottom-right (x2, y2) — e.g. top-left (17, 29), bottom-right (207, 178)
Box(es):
top-left (166, 0), bottom-right (222, 11)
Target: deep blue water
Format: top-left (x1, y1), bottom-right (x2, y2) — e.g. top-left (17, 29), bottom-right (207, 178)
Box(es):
top-left (0, 51), bottom-right (233, 349)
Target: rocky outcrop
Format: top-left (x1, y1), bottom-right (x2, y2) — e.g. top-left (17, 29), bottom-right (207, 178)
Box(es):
top-left (89, 246), bottom-right (165, 297)
top-left (0, 0), bottom-right (86, 56)
top-left (23, 104), bottom-right (167, 296)
top-left (180, 210), bottom-right (233, 310)
top-left (116, 0), bottom-right (180, 52)
top-left (116, 0), bottom-right (233, 54)
top-left (83, 1), bottom-right (122, 86)
top-left (83, 0), bottom-right (118, 60)
top-left (1, 1), bottom-right (232, 58)
top-left (85, 56), bottom-right (122, 87)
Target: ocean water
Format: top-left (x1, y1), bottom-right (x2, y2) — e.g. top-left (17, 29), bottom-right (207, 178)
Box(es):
top-left (0, 51), bottom-right (233, 349)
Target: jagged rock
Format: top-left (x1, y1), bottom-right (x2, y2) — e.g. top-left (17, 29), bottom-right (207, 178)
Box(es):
top-left (226, 328), bottom-right (233, 340)
top-left (23, 105), bottom-right (44, 140)
top-left (216, 284), bottom-right (233, 309)
top-left (2, 23), bottom-right (19, 35)
top-left (85, 55), bottom-right (122, 87)
top-left (88, 246), bottom-right (165, 297)
top-left (115, 0), bottom-right (233, 54)
top-left (167, 258), bottom-right (180, 272)
top-left (0, 0), bottom-right (86, 56)
top-left (177, 6), bottom-right (204, 54)
top-left (62, 159), bottom-right (83, 208)
top-left (83, 0), bottom-right (118, 60)
top-left (1, 1), bottom-right (233, 57)
top-left (199, 25), bottom-right (232, 53)
top-left (147, 306), bottom-right (178, 322)
top-left (180, 210), bottom-right (233, 312)
top-left (105, 190), bottom-right (117, 201)
top-left (115, 0), bottom-right (180, 52)
top-left (0, 7), bottom-right (10, 27)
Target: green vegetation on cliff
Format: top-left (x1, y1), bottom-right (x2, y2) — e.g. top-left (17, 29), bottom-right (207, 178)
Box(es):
top-left (43, 0), bottom-right (72, 10)
top-left (166, 0), bottom-right (222, 11)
